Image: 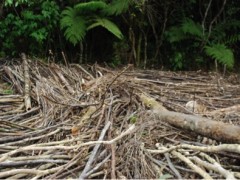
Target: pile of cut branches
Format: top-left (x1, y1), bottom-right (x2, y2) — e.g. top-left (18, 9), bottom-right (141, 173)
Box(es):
top-left (0, 56), bottom-right (240, 179)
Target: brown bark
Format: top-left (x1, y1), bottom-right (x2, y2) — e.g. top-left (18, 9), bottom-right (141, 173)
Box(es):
top-left (139, 93), bottom-right (240, 143)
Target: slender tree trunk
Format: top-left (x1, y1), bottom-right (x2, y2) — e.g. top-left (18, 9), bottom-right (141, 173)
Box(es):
top-left (79, 42), bottom-right (83, 64)
top-left (136, 34), bottom-right (142, 67)
top-left (143, 31), bottom-right (148, 69)
top-left (129, 27), bottom-right (136, 65)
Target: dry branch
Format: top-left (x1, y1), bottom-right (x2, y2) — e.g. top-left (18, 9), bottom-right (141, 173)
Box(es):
top-left (79, 121), bottom-right (111, 179)
top-left (21, 53), bottom-right (31, 111)
top-left (139, 93), bottom-right (240, 143)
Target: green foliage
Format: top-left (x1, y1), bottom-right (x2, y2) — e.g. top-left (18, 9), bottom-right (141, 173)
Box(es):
top-left (225, 34), bottom-right (240, 45)
top-left (87, 18), bottom-right (123, 39)
top-left (170, 52), bottom-right (184, 70)
top-left (205, 44), bottom-right (234, 69)
top-left (60, 0), bottom-right (127, 46)
top-left (165, 26), bottom-right (186, 43)
top-left (4, 0), bottom-right (30, 7)
top-left (104, 0), bottom-right (131, 15)
top-left (181, 18), bottom-right (203, 39)
top-left (0, 0), bottom-right (60, 56)
top-left (60, 7), bottom-right (86, 45)
top-left (111, 39), bottom-right (129, 67)
top-left (3, 89), bottom-right (14, 95)
top-left (75, 1), bottom-right (107, 13)
top-left (165, 17), bottom-right (238, 70)
top-left (166, 18), bottom-right (203, 43)
top-left (129, 115), bottom-right (137, 124)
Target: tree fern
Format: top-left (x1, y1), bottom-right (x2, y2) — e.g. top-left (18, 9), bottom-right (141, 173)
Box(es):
top-left (60, 7), bottom-right (86, 45)
top-left (204, 44), bottom-right (234, 69)
top-left (60, 0), bottom-right (127, 46)
top-left (87, 18), bottom-right (123, 39)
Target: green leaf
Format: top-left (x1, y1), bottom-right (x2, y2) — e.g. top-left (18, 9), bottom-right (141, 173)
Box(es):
top-left (30, 28), bottom-right (47, 43)
top-left (181, 18), bottom-right (203, 38)
top-left (104, 0), bottom-right (131, 15)
top-left (75, 1), bottom-right (107, 14)
top-left (165, 26), bottom-right (186, 43)
top-left (205, 44), bottom-right (234, 69)
top-left (61, 7), bottom-right (87, 45)
top-left (21, 10), bottom-right (35, 20)
top-left (87, 18), bottom-right (123, 39)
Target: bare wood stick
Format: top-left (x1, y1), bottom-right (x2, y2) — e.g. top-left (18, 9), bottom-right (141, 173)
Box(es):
top-left (0, 121), bottom-right (59, 144)
top-left (171, 150), bottom-right (213, 179)
top-left (79, 124), bottom-right (135, 146)
top-left (209, 104), bottom-right (240, 115)
top-left (61, 51), bottom-right (68, 67)
top-left (139, 93), bottom-right (240, 143)
top-left (79, 121), bottom-right (111, 180)
top-left (0, 128), bottom-right (61, 147)
top-left (73, 64), bottom-right (95, 79)
top-left (21, 53), bottom-right (31, 111)
top-left (53, 68), bottom-right (75, 94)
top-left (0, 159), bottom-right (68, 168)
top-left (0, 95), bottom-right (23, 103)
top-left (191, 154), bottom-right (236, 179)
top-left (9, 155), bottom-right (70, 161)
top-left (3, 66), bottom-right (23, 93)
top-left (164, 153), bottom-right (182, 179)
top-left (85, 154), bottom-right (111, 177)
top-left (110, 144), bottom-right (116, 179)
top-left (0, 145), bottom-right (79, 163)
top-left (0, 166), bottom-right (60, 179)
top-left (147, 143), bottom-right (240, 154)
top-left (0, 125), bottom-right (135, 163)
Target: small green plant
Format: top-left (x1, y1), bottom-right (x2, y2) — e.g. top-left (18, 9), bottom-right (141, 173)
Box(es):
top-left (129, 115), bottom-right (137, 124)
top-left (3, 89), bottom-right (14, 95)
top-left (170, 52), bottom-right (184, 70)
top-left (0, 82), bottom-right (13, 94)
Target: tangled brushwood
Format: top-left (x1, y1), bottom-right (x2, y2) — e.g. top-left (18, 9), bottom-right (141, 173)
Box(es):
top-left (0, 56), bottom-right (240, 179)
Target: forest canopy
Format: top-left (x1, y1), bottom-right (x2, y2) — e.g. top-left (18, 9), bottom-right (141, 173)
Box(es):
top-left (0, 0), bottom-right (240, 70)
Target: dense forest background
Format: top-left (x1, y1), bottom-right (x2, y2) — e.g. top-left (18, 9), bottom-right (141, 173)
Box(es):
top-left (0, 0), bottom-right (240, 71)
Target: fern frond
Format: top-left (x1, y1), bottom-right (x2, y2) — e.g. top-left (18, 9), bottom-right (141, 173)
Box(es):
top-left (225, 34), bottom-right (240, 45)
top-left (74, 1), bottom-right (107, 14)
top-left (87, 18), bottom-right (123, 39)
top-left (205, 44), bottom-right (234, 69)
top-left (60, 7), bottom-right (87, 45)
top-left (181, 18), bottom-right (203, 39)
top-left (104, 0), bottom-right (131, 15)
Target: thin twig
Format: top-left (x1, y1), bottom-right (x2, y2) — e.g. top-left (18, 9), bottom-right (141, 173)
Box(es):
top-left (79, 121), bottom-right (111, 179)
